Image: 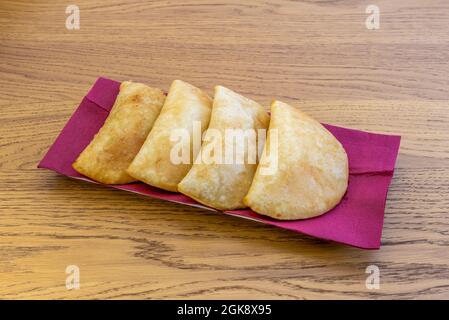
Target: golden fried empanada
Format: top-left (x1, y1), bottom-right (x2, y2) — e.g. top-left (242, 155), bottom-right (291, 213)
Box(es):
top-left (243, 100), bottom-right (348, 220)
top-left (178, 86), bottom-right (270, 210)
top-left (72, 81), bottom-right (166, 184)
top-left (127, 80), bottom-right (212, 192)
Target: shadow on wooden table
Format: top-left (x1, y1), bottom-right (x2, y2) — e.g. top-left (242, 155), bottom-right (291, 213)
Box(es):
top-left (39, 173), bottom-right (378, 266)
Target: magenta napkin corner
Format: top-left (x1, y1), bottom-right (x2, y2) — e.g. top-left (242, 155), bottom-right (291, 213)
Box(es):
top-left (38, 77), bottom-right (401, 250)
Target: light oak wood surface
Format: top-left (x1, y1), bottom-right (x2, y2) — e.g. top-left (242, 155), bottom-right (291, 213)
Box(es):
top-left (1, 0), bottom-right (448, 299)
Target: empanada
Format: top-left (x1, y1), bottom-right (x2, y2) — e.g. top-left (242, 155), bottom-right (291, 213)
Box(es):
top-left (178, 85), bottom-right (270, 210)
top-left (72, 81), bottom-right (166, 184)
top-left (127, 80), bottom-right (212, 192)
top-left (244, 100), bottom-right (348, 220)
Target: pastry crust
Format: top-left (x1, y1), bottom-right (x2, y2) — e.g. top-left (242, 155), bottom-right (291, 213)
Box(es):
top-left (178, 85), bottom-right (270, 210)
top-left (127, 80), bottom-right (212, 192)
top-left (72, 81), bottom-right (165, 184)
top-left (243, 100), bottom-right (349, 220)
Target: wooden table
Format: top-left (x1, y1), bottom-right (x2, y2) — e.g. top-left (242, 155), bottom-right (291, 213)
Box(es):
top-left (1, 0), bottom-right (448, 299)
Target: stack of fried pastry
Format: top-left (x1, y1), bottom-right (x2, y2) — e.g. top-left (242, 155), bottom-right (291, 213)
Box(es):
top-left (73, 80), bottom-right (348, 220)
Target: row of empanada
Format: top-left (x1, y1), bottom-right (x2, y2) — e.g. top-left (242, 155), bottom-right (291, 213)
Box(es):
top-left (73, 80), bottom-right (348, 220)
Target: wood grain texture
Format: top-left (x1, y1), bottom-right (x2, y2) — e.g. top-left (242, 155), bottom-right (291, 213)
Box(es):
top-left (1, 0), bottom-right (449, 299)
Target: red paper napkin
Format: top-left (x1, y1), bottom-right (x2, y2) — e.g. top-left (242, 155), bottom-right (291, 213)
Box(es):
top-left (38, 77), bottom-right (401, 249)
